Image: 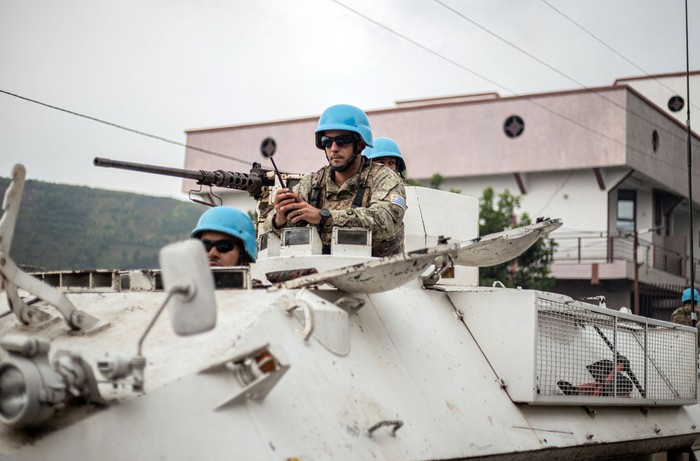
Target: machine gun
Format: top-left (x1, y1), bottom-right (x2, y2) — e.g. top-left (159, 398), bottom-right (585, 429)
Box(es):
top-left (93, 157), bottom-right (271, 201)
top-left (94, 138), bottom-right (303, 208)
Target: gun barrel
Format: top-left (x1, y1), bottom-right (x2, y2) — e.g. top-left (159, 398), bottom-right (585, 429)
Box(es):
top-left (93, 157), bottom-right (263, 194)
top-left (94, 157), bottom-right (204, 181)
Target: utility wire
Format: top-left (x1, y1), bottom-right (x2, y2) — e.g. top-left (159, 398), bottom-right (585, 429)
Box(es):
top-left (329, 0), bottom-right (504, 92)
top-left (433, 0), bottom-right (694, 145)
top-left (2, 5), bottom-right (695, 179)
top-left (534, 171), bottom-right (574, 218)
top-left (331, 0), bottom-right (697, 176)
top-left (541, 0), bottom-right (700, 113)
top-left (0, 89), bottom-right (253, 167)
top-left (327, 0), bottom-right (612, 137)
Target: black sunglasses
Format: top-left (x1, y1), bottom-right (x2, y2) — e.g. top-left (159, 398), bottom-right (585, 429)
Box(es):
top-left (320, 134), bottom-right (356, 149)
top-left (201, 239), bottom-right (238, 253)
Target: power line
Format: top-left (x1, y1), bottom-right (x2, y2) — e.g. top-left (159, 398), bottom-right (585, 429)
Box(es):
top-left (432, 0), bottom-right (693, 146)
top-left (328, 0), bottom-right (607, 131)
top-left (2, 4), bottom-right (695, 181)
top-left (0, 89), bottom-right (253, 167)
top-left (541, 0), bottom-right (700, 112)
top-left (330, 0), bottom-right (696, 176)
top-left (328, 0), bottom-right (505, 92)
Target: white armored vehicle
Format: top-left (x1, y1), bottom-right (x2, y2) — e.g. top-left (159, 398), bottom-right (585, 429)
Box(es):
top-left (0, 160), bottom-right (698, 460)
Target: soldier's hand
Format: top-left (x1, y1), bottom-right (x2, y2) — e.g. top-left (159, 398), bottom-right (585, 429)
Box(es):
top-left (274, 189), bottom-right (305, 227)
top-left (290, 203), bottom-right (322, 225)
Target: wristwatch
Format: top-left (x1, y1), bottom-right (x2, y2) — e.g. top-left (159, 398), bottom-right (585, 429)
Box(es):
top-left (319, 208), bottom-right (331, 228)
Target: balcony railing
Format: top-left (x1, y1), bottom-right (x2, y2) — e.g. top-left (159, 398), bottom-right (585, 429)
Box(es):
top-left (552, 231), bottom-right (699, 283)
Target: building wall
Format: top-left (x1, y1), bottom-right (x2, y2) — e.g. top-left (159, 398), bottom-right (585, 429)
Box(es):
top-left (184, 87), bottom-right (633, 186)
top-left (615, 72), bottom-right (700, 130)
top-left (438, 169), bottom-right (611, 232)
top-left (183, 84), bottom-right (698, 208)
top-left (182, 76), bottom-right (700, 297)
top-left (625, 90), bottom-right (700, 203)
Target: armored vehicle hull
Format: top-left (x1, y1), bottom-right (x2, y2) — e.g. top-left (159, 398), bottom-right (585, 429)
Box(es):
top-left (1, 163), bottom-right (698, 460)
top-left (1, 279), bottom-right (698, 460)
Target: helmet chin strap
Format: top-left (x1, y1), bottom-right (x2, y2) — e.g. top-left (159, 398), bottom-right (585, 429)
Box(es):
top-left (330, 151), bottom-right (359, 172)
top-left (328, 140), bottom-right (362, 172)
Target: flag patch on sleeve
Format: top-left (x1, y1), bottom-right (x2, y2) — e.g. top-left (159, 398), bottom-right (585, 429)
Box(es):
top-left (390, 195), bottom-right (406, 209)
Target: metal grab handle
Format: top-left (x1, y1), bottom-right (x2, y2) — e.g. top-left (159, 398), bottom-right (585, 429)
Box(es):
top-left (284, 300), bottom-right (314, 342)
top-left (367, 420), bottom-right (403, 437)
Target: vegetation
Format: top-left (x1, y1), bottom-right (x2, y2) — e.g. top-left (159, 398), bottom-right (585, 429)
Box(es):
top-left (1, 174), bottom-right (557, 289)
top-left (0, 177), bottom-right (204, 271)
top-left (478, 187), bottom-right (557, 291)
top-left (412, 173), bottom-right (557, 290)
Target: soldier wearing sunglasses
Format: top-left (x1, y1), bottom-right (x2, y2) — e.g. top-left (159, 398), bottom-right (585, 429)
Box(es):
top-left (263, 104), bottom-right (406, 257)
top-left (191, 206), bottom-right (258, 266)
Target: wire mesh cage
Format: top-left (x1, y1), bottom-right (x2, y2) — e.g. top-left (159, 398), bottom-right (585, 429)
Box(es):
top-left (536, 294), bottom-right (697, 405)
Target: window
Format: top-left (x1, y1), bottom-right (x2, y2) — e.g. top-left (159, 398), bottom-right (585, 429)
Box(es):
top-left (652, 130), bottom-right (659, 152)
top-left (616, 190), bottom-right (636, 232)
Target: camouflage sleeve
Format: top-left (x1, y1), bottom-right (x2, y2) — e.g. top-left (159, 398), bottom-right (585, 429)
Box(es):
top-left (670, 308), bottom-right (681, 323)
top-left (331, 169), bottom-right (406, 242)
top-left (261, 174), bottom-right (314, 235)
top-left (670, 306), bottom-right (696, 326)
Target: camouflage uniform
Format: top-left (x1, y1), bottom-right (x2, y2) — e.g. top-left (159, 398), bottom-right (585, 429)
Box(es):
top-left (671, 304), bottom-right (697, 326)
top-left (670, 303), bottom-right (700, 346)
top-left (263, 158), bottom-right (406, 257)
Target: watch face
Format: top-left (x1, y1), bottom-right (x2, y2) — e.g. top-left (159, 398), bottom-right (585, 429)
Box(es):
top-left (320, 208), bottom-right (331, 227)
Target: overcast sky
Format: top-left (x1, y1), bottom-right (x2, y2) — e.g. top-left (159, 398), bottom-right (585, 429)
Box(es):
top-left (1, 0), bottom-right (698, 199)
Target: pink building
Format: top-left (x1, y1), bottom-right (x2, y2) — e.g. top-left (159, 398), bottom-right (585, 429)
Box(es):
top-left (184, 71), bottom-right (700, 317)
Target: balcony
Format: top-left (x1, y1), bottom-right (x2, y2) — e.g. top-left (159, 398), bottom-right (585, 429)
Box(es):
top-left (551, 231), bottom-right (699, 284)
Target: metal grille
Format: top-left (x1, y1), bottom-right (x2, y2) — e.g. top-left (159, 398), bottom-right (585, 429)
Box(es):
top-left (536, 295), bottom-right (697, 405)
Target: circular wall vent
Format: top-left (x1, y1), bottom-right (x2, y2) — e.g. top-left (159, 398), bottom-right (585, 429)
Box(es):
top-left (668, 95), bottom-right (684, 112)
top-left (504, 115), bottom-right (525, 138)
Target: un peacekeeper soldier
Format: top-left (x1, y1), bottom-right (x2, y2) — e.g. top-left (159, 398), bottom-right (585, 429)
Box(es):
top-left (263, 104), bottom-right (406, 257)
top-left (671, 288), bottom-right (700, 346)
top-left (192, 206), bottom-right (257, 266)
top-left (363, 137), bottom-right (407, 179)
top-left (671, 288), bottom-right (700, 326)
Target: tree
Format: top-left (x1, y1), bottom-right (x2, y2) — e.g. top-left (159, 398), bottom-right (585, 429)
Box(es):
top-left (402, 176), bottom-right (556, 289)
top-left (478, 187), bottom-right (557, 291)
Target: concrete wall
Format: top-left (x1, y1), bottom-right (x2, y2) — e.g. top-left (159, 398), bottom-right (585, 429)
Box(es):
top-left (625, 90), bottom-right (700, 203)
top-left (183, 86), bottom-right (633, 186)
top-left (439, 169), bottom-right (611, 232)
top-left (615, 72), bottom-right (700, 130)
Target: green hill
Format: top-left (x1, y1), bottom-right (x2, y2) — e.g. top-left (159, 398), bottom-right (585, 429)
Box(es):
top-left (0, 177), bottom-right (205, 271)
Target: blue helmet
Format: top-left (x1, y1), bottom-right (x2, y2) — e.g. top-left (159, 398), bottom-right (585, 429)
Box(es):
top-left (315, 104), bottom-right (373, 149)
top-left (682, 288), bottom-right (700, 303)
top-left (191, 207), bottom-right (257, 262)
top-left (363, 137), bottom-right (406, 174)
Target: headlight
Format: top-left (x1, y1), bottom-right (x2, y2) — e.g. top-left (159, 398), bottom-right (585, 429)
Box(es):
top-left (0, 336), bottom-right (66, 428)
top-left (0, 365), bottom-right (27, 420)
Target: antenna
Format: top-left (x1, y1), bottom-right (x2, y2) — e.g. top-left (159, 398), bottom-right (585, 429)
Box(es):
top-left (684, 0), bottom-right (696, 326)
top-left (261, 137), bottom-right (286, 188)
